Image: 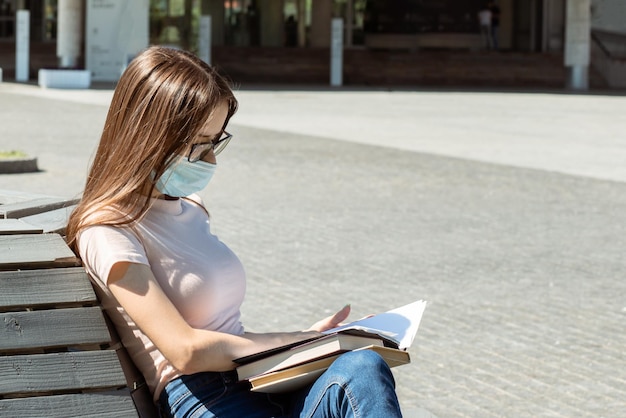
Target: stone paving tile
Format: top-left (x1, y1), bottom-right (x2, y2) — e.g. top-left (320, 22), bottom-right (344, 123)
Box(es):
top-left (1, 88), bottom-right (625, 417)
top-left (209, 126), bottom-right (626, 417)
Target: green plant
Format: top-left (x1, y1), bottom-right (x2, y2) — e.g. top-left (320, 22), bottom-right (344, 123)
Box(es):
top-left (0, 150), bottom-right (28, 159)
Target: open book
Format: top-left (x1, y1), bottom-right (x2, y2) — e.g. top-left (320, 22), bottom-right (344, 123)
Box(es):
top-left (234, 299), bottom-right (427, 392)
top-left (322, 299), bottom-right (427, 349)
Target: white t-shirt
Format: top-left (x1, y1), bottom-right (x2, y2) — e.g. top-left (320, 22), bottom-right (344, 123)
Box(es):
top-left (78, 196), bottom-right (246, 400)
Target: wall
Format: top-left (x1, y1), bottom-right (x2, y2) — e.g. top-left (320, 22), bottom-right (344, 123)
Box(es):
top-left (591, 0), bottom-right (626, 33)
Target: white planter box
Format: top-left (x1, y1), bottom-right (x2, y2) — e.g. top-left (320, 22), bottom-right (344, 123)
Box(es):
top-left (38, 69), bottom-right (91, 89)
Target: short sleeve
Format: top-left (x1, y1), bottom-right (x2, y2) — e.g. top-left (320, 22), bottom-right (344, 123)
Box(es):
top-left (78, 225), bottom-right (150, 286)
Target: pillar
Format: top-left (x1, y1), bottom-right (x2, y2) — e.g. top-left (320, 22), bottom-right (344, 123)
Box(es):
top-left (310, 0), bottom-right (331, 48)
top-left (200, 0), bottom-right (224, 46)
top-left (57, 0), bottom-right (84, 68)
top-left (15, 10), bottom-right (29, 82)
top-left (564, 0), bottom-right (590, 90)
top-left (257, 0), bottom-right (282, 47)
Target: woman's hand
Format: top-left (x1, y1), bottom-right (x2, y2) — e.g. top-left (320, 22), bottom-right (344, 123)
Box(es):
top-left (307, 304), bottom-right (351, 332)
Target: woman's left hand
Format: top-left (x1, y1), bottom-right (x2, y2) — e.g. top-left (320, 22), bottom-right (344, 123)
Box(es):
top-left (307, 304), bottom-right (351, 332)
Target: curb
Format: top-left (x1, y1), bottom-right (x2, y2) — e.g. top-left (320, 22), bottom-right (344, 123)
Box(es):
top-left (0, 157), bottom-right (39, 174)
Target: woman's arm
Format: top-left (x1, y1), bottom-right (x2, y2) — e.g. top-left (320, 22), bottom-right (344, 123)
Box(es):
top-left (107, 262), bottom-right (348, 375)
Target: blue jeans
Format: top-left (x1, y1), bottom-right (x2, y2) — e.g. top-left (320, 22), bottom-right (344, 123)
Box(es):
top-left (158, 350), bottom-right (403, 418)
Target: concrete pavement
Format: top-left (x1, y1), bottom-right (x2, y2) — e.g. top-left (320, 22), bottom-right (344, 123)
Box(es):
top-left (1, 82), bottom-right (625, 417)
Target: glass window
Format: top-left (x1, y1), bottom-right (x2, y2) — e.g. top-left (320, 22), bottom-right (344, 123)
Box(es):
top-left (44, 0), bottom-right (57, 41)
top-left (224, 0), bottom-right (260, 47)
top-left (363, 0), bottom-right (483, 34)
top-left (0, 0), bottom-right (17, 40)
top-left (150, 0), bottom-right (199, 51)
top-left (332, 0), bottom-right (368, 46)
top-left (281, 0), bottom-right (311, 47)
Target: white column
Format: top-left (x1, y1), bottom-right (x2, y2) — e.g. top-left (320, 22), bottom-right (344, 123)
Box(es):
top-left (15, 10), bottom-right (29, 82)
top-left (199, 16), bottom-right (212, 65)
top-left (57, 0), bottom-right (84, 68)
top-left (330, 18), bottom-right (343, 86)
top-left (564, 0), bottom-right (591, 90)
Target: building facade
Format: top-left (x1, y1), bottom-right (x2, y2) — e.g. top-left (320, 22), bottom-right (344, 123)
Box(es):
top-left (0, 0), bottom-right (624, 88)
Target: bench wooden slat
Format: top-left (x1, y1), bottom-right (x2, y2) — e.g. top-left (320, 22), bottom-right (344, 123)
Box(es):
top-left (0, 197), bottom-right (79, 219)
top-left (0, 234), bottom-right (81, 270)
top-left (19, 205), bottom-right (76, 234)
top-left (0, 306), bottom-right (111, 352)
top-left (0, 219), bottom-right (44, 235)
top-left (0, 191), bottom-right (157, 417)
top-left (0, 189), bottom-right (55, 206)
top-left (0, 350), bottom-right (127, 396)
top-left (0, 267), bottom-right (96, 311)
top-left (0, 391), bottom-right (139, 418)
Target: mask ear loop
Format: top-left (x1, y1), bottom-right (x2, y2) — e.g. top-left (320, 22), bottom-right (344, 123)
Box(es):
top-left (152, 154), bottom-right (185, 196)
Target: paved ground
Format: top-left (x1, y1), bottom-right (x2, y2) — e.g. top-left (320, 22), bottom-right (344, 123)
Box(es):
top-left (1, 82), bottom-right (625, 418)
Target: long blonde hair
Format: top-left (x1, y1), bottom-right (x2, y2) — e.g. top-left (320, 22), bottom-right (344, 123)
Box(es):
top-left (66, 46), bottom-right (238, 251)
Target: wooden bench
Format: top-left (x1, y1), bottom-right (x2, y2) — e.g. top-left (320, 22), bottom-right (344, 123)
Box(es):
top-left (0, 191), bottom-right (158, 418)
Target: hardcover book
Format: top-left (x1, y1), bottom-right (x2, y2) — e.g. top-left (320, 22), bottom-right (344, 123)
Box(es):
top-left (234, 299), bottom-right (427, 393)
top-left (236, 333), bottom-right (384, 381)
top-left (248, 345), bottom-right (410, 393)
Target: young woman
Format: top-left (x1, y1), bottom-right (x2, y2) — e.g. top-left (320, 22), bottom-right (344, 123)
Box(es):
top-left (66, 46), bottom-right (403, 418)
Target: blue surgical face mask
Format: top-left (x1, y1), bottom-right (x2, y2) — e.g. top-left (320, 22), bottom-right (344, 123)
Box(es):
top-left (155, 155), bottom-right (216, 197)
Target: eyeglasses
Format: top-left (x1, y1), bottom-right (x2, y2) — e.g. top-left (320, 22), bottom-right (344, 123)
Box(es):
top-left (188, 131), bottom-right (233, 163)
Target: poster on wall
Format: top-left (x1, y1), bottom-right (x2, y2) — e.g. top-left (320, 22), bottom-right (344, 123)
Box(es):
top-left (86, 0), bottom-right (149, 82)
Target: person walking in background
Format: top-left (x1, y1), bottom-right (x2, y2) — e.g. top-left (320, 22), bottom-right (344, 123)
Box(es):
top-left (66, 46), bottom-right (404, 418)
top-left (489, 1), bottom-right (501, 50)
top-left (478, 4), bottom-right (492, 50)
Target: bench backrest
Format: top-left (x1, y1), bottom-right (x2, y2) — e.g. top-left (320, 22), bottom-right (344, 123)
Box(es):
top-left (0, 193), bottom-right (157, 418)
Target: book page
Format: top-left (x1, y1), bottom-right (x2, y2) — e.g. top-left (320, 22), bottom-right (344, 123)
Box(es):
top-left (322, 300), bottom-right (427, 349)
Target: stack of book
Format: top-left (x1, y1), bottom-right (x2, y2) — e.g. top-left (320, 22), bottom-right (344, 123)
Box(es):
top-left (234, 300), bottom-right (427, 393)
